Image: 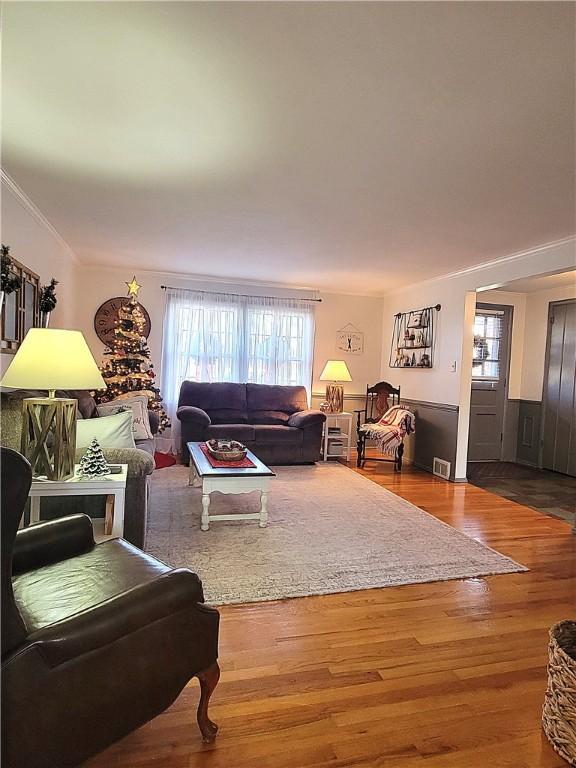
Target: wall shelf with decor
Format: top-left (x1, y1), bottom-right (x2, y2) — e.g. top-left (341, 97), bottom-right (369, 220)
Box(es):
top-left (389, 304), bottom-right (441, 369)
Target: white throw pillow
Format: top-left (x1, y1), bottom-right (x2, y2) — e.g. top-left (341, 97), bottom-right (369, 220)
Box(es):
top-left (96, 396), bottom-right (153, 441)
top-left (76, 410), bottom-right (136, 450)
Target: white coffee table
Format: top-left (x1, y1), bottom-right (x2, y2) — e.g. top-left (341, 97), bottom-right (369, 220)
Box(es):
top-left (187, 442), bottom-right (275, 531)
top-left (28, 464), bottom-right (128, 538)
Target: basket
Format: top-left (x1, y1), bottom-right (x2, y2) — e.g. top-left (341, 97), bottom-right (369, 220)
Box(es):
top-left (542, 620), bottom-right (576, 766)
top-left (206, 439), bottom-right (247, 462)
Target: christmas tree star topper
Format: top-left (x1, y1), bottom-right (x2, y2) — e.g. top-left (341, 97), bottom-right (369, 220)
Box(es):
top-left (126, 276), bottom-right (141, 297)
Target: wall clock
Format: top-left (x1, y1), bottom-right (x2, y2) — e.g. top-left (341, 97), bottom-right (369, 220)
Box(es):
top-left (336, 323), bottom-right (364, 355)
top-left (94, 297), bottom-right (152, 345)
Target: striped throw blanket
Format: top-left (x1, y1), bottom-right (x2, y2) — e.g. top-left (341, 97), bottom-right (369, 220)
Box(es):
top-left (360, 406), bottom-right (415, 456)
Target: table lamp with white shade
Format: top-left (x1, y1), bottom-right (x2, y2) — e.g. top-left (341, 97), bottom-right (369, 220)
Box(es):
top-left (319, 360), bottom-right (352, 413)
top-left (0, 328), bottom-right (105, 480)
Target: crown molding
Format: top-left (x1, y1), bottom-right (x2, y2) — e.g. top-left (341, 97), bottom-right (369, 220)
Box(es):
top-left (381, 235), bottom-right (576, 297)
top-left (1, 170), bottom-right (81, 263)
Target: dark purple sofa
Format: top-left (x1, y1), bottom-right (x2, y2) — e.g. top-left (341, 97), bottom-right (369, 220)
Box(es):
top-left (177, 382), bottom-right (326, 465)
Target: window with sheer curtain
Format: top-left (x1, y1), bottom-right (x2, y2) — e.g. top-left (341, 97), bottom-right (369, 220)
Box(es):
top-left (159, 288), bottom-right (316, 449)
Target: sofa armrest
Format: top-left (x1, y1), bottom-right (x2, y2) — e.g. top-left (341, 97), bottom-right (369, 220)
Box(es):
top-left (177, 406), bottom-right (211, 427)
top-left (288, 409), bottom-right (326, 429)
top-left (74, 447), bottom-right (154, 478)
top-left (147, 409), bottom-right (160, 435)
top-left (13, 515), bottom-right (95, 575)
top-left (30, 569), bottom-right (215, 667)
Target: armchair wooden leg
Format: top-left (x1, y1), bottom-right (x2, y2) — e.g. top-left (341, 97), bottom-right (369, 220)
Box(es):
top-left (356, 433), bottom-right (364, 468)
top-left (196, 661), bottom-right (220, 744)
top-left (395, 443), bottom-right (404, 472)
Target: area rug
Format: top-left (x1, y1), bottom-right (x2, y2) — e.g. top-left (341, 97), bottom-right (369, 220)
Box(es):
top-left (145, 464), bottom-right (527, 605)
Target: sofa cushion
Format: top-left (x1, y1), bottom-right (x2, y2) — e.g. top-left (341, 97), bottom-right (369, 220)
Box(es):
top-left (76, 411), bottom-right (136, 450)
top-left (206, 424), bottom-right (256, 442)
top-left (248, 410), bottom-right (290, 425)
top-left (178, 381), bottom-right (247, 417)
top-left (254, 425), bottom-right (303, 444)
top-left (246, 384), bottom-right (308, 414)
top-left (61, 390), bottom-right (98, 420)
top-left (96, 396), bottom-right (153, 441)
top-left (207, 408), bottom-right (248, 425)
top-left (12, 538), bottom-right (170, 632)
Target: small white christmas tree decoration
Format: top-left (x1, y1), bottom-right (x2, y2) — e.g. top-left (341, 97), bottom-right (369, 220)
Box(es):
top-left (78, 438), bottom-right (110, 478)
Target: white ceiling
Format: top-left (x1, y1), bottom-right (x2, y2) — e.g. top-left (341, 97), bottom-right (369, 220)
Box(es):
top-left (2, 2), bottom-right (575, 294)
top-left (496, 269), bottom-right (576, 294)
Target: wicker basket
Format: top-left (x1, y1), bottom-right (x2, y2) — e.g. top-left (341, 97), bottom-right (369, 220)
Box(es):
top-left (542, 620), bottom-right (576, 766)
top-left (206, 439), bottom-right (247, 462)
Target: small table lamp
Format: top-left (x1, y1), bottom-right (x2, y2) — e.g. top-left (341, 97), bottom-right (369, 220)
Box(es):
top-left (319, 360), bottom-right (352, 413)
top-left (0, 329), bottom-right (105, 480)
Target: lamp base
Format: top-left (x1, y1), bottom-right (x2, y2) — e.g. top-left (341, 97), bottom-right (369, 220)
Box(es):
top-left (21, 397), bottom-right (77, 481)
top-left (325, 384), bottom-right (344, 414)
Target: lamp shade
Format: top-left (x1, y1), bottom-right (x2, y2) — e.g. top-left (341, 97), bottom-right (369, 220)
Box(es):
top-left (319, 360), bottom-right (352, 382)
top-left (0, 328), bottom-right (105, 392)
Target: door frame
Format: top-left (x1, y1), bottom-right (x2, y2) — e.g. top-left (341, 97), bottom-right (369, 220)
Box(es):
top-left (468, 302), bottom-right (514, 463)
top-left (539, 298), bottom-right (576, 470)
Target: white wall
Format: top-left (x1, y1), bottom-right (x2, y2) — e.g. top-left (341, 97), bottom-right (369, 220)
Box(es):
top-left (311, 292), bottom-right (383, 405)
top-left (75, 265), bottom-right (383, 408)
top-left (380, 238), bottom-right (576, 478)
top-left (1, 176), bottom-right (80, 375)
top-left (521, 283), bottom-right (576, 401)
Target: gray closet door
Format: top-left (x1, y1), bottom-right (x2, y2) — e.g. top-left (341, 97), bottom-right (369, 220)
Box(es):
top-left (542, 300), bottom-right (576, 476)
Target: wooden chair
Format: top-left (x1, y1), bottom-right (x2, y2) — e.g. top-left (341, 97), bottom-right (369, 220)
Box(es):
top-left (354, 381), bottom-right (402, 470)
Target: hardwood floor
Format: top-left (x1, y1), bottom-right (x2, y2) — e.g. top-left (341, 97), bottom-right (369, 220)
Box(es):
top-left (86, 460), bottom-right (576, 768)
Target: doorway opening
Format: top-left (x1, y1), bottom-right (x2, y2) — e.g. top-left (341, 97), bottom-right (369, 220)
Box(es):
top-left (467, 302), bottom-right (513, 463)
top-left (466, 269), bottom-right (576, 527)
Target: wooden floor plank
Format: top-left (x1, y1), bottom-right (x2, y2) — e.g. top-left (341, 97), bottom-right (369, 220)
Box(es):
top-left (85, 461), bottom-right (576, 768)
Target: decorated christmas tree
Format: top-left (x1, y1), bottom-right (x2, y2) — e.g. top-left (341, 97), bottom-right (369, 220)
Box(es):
top-left (78, 438), bottom-right (110, 478)
top-left (95, 277), bottom-right (170, 432)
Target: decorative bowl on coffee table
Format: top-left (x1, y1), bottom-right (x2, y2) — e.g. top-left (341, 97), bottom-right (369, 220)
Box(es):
top-left (206, 439), bottom-right (248, 462)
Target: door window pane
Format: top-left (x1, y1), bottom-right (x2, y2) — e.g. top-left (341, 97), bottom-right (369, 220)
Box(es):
top-left (472, 311), bottom-right (503, 380)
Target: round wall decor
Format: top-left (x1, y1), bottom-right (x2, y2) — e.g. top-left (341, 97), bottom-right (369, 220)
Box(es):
top-left (94, 297), bottom-right (151, 345)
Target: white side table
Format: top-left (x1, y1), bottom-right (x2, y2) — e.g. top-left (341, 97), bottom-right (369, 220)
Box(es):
top-left (28, 464), bottom-right (128, 538)
top-left (322, 412), bottom-right (353, 461)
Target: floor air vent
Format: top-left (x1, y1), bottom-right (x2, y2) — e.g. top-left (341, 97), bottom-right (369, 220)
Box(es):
top-left (433, 457), bottom-right (451, 480)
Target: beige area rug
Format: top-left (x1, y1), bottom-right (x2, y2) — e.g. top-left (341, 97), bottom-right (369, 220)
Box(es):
top-left (145, 463), bottom-right (527, 605)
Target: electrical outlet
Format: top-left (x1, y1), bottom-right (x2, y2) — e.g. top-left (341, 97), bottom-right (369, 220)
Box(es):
top-left (449, 361), bottom-right (457, 372)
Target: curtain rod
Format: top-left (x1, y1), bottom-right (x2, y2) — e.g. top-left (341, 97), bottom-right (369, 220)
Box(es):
top-left (160, 285), bottom-right (322, 302)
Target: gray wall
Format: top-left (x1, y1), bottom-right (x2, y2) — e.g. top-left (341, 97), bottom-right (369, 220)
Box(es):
top-left (401, 399), bottom-right (459, 481)
top-left (516, 399), bottom-right (542, 466)
top-left (398, 397), bottom-right (541, 479)
top-left (503, 399), bottom-right (520, 462)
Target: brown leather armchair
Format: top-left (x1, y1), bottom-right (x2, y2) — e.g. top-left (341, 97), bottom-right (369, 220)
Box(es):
top-left (1, 448), bottom-right (220, 768)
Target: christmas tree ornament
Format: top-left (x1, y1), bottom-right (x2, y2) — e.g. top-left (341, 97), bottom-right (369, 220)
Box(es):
top-left (125, 276), bottom-right (141, 297)
top-left (78, 438), bottom-right (110, 478)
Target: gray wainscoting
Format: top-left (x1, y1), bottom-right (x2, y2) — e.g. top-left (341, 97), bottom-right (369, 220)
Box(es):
top-left (516, 400), bottom-right (542, 467)
top-left (400, 399), bottom-right (459, 481)
top-left (503, 399), bottom-right (520, 463)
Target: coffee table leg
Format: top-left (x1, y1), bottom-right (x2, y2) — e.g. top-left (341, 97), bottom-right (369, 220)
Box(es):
top-left (189, 464), bottom-right (201, 487)
top-left (259, 491), bottom-right (268, 528)
top-left (201, 493), bottom-right (210, 531)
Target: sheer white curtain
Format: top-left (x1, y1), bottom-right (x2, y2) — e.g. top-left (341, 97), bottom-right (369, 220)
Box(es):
top-left (243, 295), bottom-right (315, 389)
top-left (160, 288), bottom-right (316, 453)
